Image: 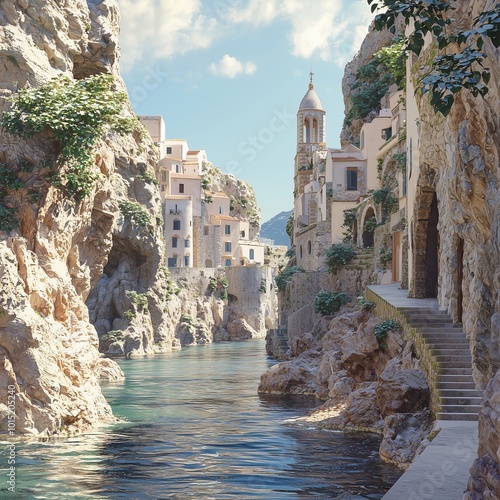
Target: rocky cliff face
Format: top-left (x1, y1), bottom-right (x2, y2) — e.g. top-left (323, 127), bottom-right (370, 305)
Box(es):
top-left (0, 0), bottom-right (172, 436)
top-left (259, 305), bottom-right (432, 467)
top-left (340, 23), bottom-right (399, 146)
top-left (202, 161), bottom-right (261, 239)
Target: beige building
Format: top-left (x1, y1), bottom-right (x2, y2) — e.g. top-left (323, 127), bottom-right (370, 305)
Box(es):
top-left (140, 115), bottom-right (265, 269)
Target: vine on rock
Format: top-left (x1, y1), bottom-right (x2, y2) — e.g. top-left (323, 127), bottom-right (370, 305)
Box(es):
top-left (1, 74), bottom-right (137, 199)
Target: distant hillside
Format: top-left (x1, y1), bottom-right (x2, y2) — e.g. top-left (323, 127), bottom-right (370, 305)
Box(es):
top-left (261, 210), bottom-right (292, 247)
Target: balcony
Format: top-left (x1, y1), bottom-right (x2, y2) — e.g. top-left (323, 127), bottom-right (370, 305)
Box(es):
top-left (170, 209), bottom-right (182, 215)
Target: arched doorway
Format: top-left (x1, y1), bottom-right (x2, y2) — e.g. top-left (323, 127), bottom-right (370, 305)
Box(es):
top-left (362, 207), bottom-right (376, 248)
top-left (412, 188), bottom-right (440, 298)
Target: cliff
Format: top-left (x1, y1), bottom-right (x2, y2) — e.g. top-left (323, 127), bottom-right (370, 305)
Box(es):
top-left (201, 160), bottom-right (261, 239)
top-left (0, 0), bottom-right (172, 436)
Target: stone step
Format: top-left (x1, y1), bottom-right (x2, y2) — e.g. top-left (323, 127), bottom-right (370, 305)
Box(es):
top-left (438, 382), bottom-right (477, 390)
top-left (437, 412), bottom-right (479, 421)
top-left (439, 367), bottom-right (474, 376)
top-left (406, 314), bottom-right (454, 320)
top-left (410, 322), bottom-right (456, 328)
top-left (429, 344), bottom-right (470, 356)
top-left (440, 404), bottom-right (482, 414)
top-left (438, 374), bottom-right (475, 383)
top-left (439, 389), bottom-right (483, 398)
top-left (435, 357), bottom-right (472, 368)
top-left (420, 331), bottom-right (467, 338)
top-left (440, 396), bottom-right (483, 406)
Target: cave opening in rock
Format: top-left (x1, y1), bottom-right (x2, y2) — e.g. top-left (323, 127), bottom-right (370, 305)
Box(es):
top-left (362, 207), bottom-right (375, 248)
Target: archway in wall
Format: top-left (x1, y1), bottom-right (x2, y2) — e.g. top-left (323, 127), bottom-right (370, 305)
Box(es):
top-left (362, 207), bottom-right (376, 248)
top-left (205, 259), bottom-right (213, 267)
top-left (457, 237), bottom-right (464, 323)
top-left (412, 188), bottom-right (440, 298)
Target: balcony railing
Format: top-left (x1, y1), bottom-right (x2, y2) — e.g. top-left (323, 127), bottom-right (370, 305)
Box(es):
top-left (169, 209), bottom-right (182, 215)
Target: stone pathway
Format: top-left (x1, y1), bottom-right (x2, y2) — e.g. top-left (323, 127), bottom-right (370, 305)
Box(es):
top-left (368, 283), bottom-right (483, 421)
top-left (367, 284), bottom-right (481, 500)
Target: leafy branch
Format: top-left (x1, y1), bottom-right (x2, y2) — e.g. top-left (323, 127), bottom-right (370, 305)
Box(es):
top-left (367, 1), bottom-right (500, 115)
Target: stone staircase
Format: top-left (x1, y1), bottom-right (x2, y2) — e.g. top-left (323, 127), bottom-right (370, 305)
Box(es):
top-left (267, 326), bottom-right (289, 359)
top-left (344, 248), bottom-right (374, 270)
top-left (398, 307), bottom-right (483, 421)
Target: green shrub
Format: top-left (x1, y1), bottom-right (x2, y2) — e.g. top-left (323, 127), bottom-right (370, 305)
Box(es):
top-left (364, 216), bottom-right (378, 233)
top-left (373, 319), bottom-right (401, 349)
top-left (313, 292), bottom-right (349, 316)
top-left (379, 249), bottom-right (393, 270)
top-left (0, 206), bottom-right (18, 231)
top-left (119, 200), bottom-right (152, 227)
top-left (326, 244), bottom-right (356, 274)
top-left (275, 266), bottom-right (304, 290)
top-left (1, 74), bottom-right (136, 199)
top-left (125, 290), bottom-right (148, 308)
top-left (123, 310), bottom-right (135, 321)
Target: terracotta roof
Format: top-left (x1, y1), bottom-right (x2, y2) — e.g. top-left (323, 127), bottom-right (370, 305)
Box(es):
top-left (331, 156), bottom-right (364, 162)
top-left (165, 195), bottom-right (191, 200)
top-left (187, 150), bottom-right (201, 155)
top-left (171, 174), bottom-right (201, 180)
top-left (210, 215), bottom-right (239, 225)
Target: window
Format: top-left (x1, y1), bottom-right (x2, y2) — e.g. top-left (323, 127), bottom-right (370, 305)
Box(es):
top-left (249, 249), bottom-right (255, 260)
top-left (167, 257), bottom-right (177, 267)
top-left (179, 183), bottom-right (184, 194)
top-left (184, 256), bottom-right (190, 267)
top-left (185, 239), bottom-right (190, 248)
top-left (172, 237), bottom-right (178, 248)
top-left (176, 164), bottom-right (181, 173)
top-left (225, 242), bottom-right (232, 252)
top-left (347, 169), bottom-right (358, 191)
top-left (219, 206), bottom-right (224, 214)
top-left (225, 259), bottom-right (232, 267)
top-left (161, 171), bottom-right (167, 182)
top-left (307, 241), bottom-right (312, 254)
top-left (300, 245), bottom-right (303, 258)
top-left (173, 219), bottom-right (180, 230)
top-left (225, 225), bottom-right (231, 235)
top-left (240, 230), bottom-right (245, 238)
top-left (167, 147), bottom-right (172, 154)
top-left (204, 226), bottom-right (209, 236)
top-left (382, 127), bottom-right (392, 141)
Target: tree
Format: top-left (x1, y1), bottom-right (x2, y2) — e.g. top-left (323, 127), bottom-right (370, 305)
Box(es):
top-left (367, 1), bottom-right (500, 116)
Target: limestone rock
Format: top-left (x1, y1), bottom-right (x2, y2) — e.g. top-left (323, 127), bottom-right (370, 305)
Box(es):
top-left (377, 365), bottom-right (430, 416)
top-left (258, 351), bottom-right (321, 395)
top-left (0, 0), bottom-right (170, 435)
top-left (98, 358), bottom-right (125, 382)
top-left (379, 411), bottom-right (432, 467)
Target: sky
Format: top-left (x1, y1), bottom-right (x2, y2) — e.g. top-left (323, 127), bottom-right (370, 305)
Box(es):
top-left (115, 0), bottom-right (376, 222)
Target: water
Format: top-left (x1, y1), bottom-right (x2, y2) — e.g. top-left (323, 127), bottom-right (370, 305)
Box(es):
top-left (2, 340), bottom-right (402, 499)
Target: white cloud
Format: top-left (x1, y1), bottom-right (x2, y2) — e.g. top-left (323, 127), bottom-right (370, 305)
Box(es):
top-left (117, 0), bottom-right (219, 71)
top-left (223, 0), bottom-right (374, 65)
top-left (209, 55), bottom-right (257, 78)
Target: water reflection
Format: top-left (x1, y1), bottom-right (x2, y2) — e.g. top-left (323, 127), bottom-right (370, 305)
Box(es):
top-left (2, 341), bottom-right (402, 499)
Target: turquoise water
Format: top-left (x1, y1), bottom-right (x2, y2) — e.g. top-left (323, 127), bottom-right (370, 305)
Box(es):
top-left (2, 340), bottom-right (402, 499)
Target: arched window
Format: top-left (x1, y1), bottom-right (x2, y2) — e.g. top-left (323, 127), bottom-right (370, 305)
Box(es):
top-left (249, 249), bottom-right (255, 260)
top-left (225, 259), bottom-right (232, 267)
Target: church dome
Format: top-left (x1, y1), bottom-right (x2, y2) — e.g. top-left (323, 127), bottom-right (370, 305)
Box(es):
top-left (299, 82), bottom-right (323, 110)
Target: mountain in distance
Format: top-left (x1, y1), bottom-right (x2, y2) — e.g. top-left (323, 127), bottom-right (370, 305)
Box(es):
top-left (261, 209), bottom-right (292, 247)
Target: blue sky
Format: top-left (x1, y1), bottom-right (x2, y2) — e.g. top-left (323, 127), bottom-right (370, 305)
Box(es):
top-left (116, 0), bottom-right (375, 222)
